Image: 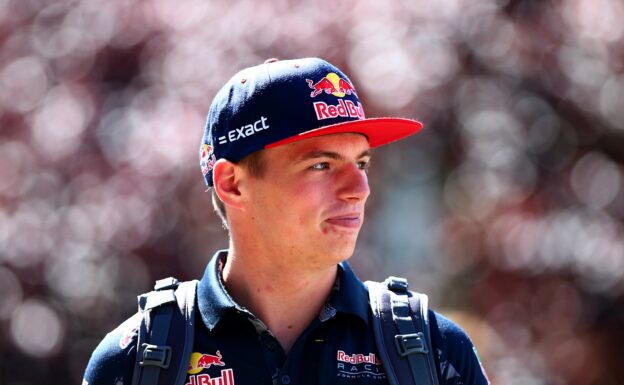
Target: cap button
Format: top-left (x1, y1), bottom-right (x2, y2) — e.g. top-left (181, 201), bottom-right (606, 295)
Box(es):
top-left (264, 58), bottom-right (279, 64)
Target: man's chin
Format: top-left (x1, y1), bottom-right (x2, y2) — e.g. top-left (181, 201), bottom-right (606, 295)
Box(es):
top-left (324, 242), bottom-right (357, 264)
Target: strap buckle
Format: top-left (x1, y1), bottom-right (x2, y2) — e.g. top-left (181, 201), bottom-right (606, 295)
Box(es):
top-left (394, 332), bottom-right (428, 356)
top-left (139, 343), bottom-right (172, 368)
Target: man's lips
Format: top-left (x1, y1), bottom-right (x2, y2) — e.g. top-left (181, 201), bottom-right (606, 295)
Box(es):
top-left (324, 213), bottom-right (362, 229)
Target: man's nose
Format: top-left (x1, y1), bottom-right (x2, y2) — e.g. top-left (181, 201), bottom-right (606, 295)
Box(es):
top-left (336, 164), bottom-right (370, 202)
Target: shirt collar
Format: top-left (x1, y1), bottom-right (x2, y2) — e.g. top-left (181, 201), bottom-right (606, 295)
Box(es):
top-left (197, 250), bottom-right (370, 331)
top-left (332, 261), bottom-right (370, 325)
top-left (197, 250), bottom-right (239, 331)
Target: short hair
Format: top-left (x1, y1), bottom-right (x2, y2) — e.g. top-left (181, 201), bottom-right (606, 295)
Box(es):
top-left (211, 150), bottom-right (265, 229)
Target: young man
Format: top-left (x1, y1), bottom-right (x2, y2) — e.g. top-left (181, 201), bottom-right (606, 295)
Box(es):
top-left (84, 58), bottom-right (489, 385)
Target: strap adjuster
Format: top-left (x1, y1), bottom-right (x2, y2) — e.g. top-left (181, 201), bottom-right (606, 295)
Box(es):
top-left (139, 343), bottom-right (172, 368)
top-left (139, 290), bottom-right (177, 311)
top-left (394, 333), bottom-right (428, 356)
top-left (154, 277), bottom-right (179, 291)
top-left (385, 276), bottom-right (409, 293)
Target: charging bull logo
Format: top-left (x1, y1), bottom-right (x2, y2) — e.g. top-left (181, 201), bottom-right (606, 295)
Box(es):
top-left (200, 144), bottom-right (217, 176)
top-left (186, 351), bottom-right (235, 385)
top-left (306, 72), bottom-right (357, 98)
top-left (187, 351), bottom-right (225, 374)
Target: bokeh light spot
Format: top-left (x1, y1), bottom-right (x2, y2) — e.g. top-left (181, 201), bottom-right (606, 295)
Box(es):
top-left (10, 299), bottom-right (65, 357)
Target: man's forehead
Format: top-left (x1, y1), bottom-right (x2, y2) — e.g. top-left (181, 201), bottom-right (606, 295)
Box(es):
top-left (296, 149), bottom-right (371, 162)
top-left (271, 133), bottom-right (371, 159)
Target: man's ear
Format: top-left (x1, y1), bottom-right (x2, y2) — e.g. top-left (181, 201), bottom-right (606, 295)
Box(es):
top-left (212, 159), bottom-right (244, 211)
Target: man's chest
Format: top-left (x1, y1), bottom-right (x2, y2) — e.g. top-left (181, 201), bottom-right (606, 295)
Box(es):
top-left (184, 315), bottom-right (389, 385)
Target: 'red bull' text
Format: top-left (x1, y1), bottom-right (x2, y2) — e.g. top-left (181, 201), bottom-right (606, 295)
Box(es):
top-left (313, 100), bottom-right (365, 120)
top-left (185, 369), bottom-right (235, 385)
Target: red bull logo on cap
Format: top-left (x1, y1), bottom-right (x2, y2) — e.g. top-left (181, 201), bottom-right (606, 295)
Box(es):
top-left (200, 144), bottom-right (217, 176)
top-left (306, 72), bottom-right (357, 98)
top-left (313, 99), bottom-right (365, 121)
top-left (306, 73), bottom-right (364, 121)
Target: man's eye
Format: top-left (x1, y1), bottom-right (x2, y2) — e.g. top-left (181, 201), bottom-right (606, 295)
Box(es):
top-left (311, 162), bottom-right (329, 170)
top-left (358, 160), bottom-right (371, 171)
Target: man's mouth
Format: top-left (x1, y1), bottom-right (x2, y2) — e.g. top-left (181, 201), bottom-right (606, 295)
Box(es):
top-left (325, 213), bottom-right (362, 229)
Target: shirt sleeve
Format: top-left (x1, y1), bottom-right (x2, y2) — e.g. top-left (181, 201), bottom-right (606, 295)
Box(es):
top-left (429, 311), bottom-right (490, 385)
top-left (82, 312), bottom-right (142, 385)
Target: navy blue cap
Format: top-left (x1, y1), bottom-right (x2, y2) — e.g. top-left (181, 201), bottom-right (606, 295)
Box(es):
top-left (200, 57), bottom-right (423, 187)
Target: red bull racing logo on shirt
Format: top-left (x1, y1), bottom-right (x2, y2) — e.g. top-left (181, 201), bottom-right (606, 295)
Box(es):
top-left (186, 351), bottom-right (235, 385)
top-left (306, 73), bottom-right (365, 121)
top-left (336, 350), bottom-right (385, 380)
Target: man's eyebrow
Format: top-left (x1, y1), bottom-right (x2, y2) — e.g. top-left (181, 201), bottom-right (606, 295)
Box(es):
top-left (296, 149), bottom-right (371, 163)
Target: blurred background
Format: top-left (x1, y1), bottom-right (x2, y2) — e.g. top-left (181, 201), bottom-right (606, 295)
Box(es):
top-left (1, 0), bottom-right (623, 384)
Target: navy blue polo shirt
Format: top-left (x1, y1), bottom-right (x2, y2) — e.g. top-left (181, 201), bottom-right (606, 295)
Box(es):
top-left (84, 251), bottom-right (489, 385)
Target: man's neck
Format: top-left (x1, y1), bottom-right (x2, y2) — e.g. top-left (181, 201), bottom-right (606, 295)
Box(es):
top-left (221, 247), bottom-right (338, 354)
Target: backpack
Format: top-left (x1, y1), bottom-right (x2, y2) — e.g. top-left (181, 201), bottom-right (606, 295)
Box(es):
top-left (130, 276), bottom-right (440, 385)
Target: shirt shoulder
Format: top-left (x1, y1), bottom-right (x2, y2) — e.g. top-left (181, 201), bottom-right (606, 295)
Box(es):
top-left (429, 310), bottom-right (490, 385)
top-left (83, 312), bottom-right (142, 385)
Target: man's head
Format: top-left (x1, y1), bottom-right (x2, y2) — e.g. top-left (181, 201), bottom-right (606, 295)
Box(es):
top-left (200, 57), bottom-right (422, 260)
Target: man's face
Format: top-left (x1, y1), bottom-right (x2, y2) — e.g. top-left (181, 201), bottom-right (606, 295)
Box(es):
top-left (240, 133), bottom-right (371, 269)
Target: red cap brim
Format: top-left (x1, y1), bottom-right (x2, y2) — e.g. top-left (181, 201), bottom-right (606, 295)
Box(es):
top-left (265, 118), bottom-right (423, 149)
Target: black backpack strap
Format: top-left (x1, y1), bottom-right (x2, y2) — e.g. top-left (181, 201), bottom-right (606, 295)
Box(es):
top-left (168, 280), bottom-right (198, 385)
top-left (131, 277), bottom-right (198, 385)
top-left (367, 277), bottom-right (440, 385)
